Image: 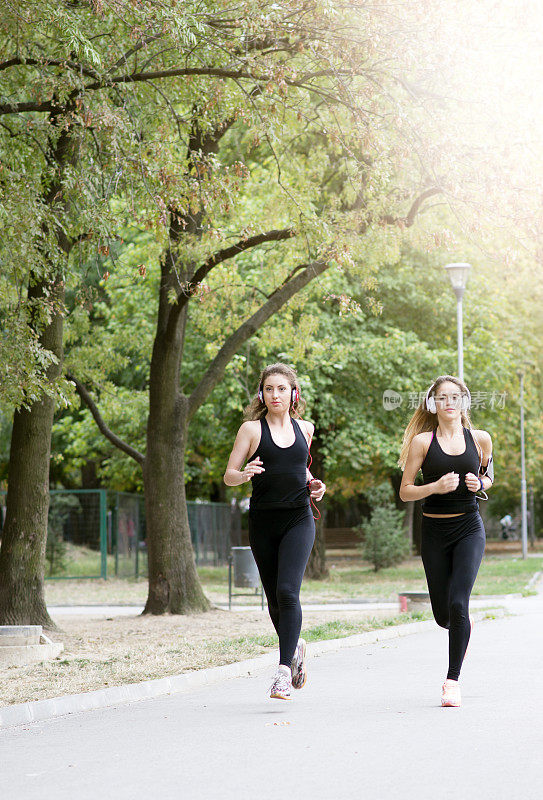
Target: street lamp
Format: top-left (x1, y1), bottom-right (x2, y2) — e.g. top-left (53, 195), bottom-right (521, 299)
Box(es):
top-left (444, 262), bottom-right (471, 381)
top-left (518, 370), bottom-right (528, 559)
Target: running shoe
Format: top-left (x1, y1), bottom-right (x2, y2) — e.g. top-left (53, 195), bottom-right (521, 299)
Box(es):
top-left (291, 638), bottom-right (308, 690)
top-left (441, 679), bottom-right (461, 707)
top-left (269, 668), bottom-right (292, 700)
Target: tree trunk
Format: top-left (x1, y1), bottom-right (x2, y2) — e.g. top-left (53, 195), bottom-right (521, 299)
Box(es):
top-left (305, 507), bottom-right (329, 580)
top-left (142, 239), bottom-right (210, 614)
top-left (143, 392), bottom-right (210, 614)
top-left (304, 429), bottom-right (329, 579)
top-left (0, 279), bottom-right (64, 629)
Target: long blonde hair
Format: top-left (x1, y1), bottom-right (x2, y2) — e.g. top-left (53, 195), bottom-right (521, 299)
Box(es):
top-left (244, 363), bottom-right (306, 421)
top-left (398, 375), bottom-right (476, 469)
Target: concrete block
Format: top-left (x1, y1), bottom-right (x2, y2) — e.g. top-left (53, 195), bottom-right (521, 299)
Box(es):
top-left (0, 626), bottom-right (42, 646)
top-left (0, 642), bottom-right (64, 668)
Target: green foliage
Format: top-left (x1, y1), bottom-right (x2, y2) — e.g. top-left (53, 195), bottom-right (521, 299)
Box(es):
top-left (359, 484), bottom-right (410, 572)
top-left (0, 312), bottom-right (59, 409)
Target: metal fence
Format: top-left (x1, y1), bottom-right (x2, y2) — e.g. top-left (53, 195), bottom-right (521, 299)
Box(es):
top-left (188, 500), bottom-right (241, 566)
top-left (0, 489), bottom-right (107, 580)
top-left (0, 490), bottom-right (240, 579)
top-left (110, 492), bottom-right (146, 579)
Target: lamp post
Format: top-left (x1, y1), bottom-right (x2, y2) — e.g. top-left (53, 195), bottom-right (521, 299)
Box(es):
top-left (518, 370), bottom-right (528, 559)
top-left (444, 262), bottom-right (471, 381)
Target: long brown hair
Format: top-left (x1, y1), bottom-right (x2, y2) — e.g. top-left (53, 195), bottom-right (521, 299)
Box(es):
top-left (243, 363), bottom-right (306, 421)
top-left (398, 375), bottom-right (476, 469)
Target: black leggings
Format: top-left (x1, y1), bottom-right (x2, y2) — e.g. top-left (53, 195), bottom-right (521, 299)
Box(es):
top-left (421, 511), bottom-right (485, 681)
top-left (249, 505), bottom-right (315, 667)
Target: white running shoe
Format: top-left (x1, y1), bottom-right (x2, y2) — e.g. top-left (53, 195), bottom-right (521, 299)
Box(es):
top-left (269, 667), bottom-right (292, 700)
top-left (441, 679), bottom-right (461, 707)
top-left (291, 638), bottom-right (308, 690)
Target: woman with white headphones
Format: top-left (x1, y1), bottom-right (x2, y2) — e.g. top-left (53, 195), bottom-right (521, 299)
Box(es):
top-left (399, 375), bottom-right (493, 707)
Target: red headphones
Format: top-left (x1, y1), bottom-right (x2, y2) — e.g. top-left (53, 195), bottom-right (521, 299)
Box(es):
top-left (258, 384), bottom-right (299, 405)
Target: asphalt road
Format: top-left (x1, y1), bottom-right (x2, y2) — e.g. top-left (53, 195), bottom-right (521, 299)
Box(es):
top-left (2, 592), bottom-right (543, 800)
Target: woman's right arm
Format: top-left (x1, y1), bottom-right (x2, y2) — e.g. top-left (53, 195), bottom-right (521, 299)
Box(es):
top-left (399, 435), bottom-right (458, 502)
top-left (223, 422), bottom-right (265, 486)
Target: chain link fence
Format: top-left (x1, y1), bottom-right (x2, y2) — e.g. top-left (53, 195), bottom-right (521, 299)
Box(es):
top-left (0, 489), bottom-right (107, 580)
top-left (188, 500), bottom-right (242, 566)
top-left (0, 490), bottom-right (240, 579)
top-left (110, 492), bottom-right (146, 579)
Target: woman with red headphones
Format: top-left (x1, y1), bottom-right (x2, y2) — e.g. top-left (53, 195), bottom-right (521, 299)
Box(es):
top-left (399, 375), bottom-right (493, 707)
top-left (224, 363), bottom-right (326, 700)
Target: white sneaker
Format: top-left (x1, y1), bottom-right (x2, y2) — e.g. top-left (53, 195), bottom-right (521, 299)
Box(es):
top-left (269, 667), bottom-right (292, 700)
top-left (291, 638), bottom-right (307, 690)
top-left (441, 679), bottom-right (461, 707)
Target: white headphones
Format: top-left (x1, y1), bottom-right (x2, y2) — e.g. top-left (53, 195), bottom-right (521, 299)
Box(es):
top-left (425, 384), bottom-right (471, 414)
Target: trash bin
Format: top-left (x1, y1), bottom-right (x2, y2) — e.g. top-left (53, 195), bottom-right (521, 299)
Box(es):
top-left (228, 547), bottom-right (264, 609)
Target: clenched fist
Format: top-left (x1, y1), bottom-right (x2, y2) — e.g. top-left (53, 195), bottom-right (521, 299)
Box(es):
top-left (465, 472), bottom-right (482, 492)
top-left (308, 478), bottom-right (326, 502)
top-left (435, 472), bottom-right (460, 494)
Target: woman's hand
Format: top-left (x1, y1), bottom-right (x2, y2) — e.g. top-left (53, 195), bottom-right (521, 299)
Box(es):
top-left (308, 478), bottom-right (326, 501)
top-left (435, 472), bottom-right (460, 494)
top-left (241, 457), bottom-right (265, 482)
top-left (465, 472), bottom-right (481, 493)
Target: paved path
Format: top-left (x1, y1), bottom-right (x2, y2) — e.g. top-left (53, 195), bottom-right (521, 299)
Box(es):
top-left (2, 593), bottom-right (543, 800)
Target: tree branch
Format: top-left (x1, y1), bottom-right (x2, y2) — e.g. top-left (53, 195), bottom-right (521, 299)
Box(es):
top-left (405, 187), bottom-right (442, 226)
top-left (67, 373), bottom-right (145, 466)
top-left (183, 228), bottom-right (295, 303)
top-left (106, 34), bottom-right (164, 74)
top-left (0, 56), bottom-right (98, 78)
top-left (380, 187), bottom-right (442, 227)
top-left (165, 227), bottom-right (295, 339)
top-left (0, 100), bottom-right (56, 116)
top-left (187, 258), bottom-right (328, 417)
top-left (83, 66), bottom-right (357, 92)
top-left (1, 62), bottom-right (361, 117)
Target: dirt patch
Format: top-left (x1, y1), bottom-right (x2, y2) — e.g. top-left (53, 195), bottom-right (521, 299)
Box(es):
top-left (0, 608), bottom-right (398, 706)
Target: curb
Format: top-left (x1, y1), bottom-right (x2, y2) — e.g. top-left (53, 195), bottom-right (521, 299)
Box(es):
top-left (525, 571), bottom-right (542, 592)
top-left (0, 609), bottom-right (503, 730)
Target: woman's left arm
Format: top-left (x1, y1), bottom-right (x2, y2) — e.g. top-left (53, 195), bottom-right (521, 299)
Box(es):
top-left (478, 430), bottom-right (493, 491)
top-left (466, 430), bottom-right (493, 492)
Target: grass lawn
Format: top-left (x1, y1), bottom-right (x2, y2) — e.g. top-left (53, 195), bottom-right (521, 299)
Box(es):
top-left (304, 555), bottom-right (543, 601)
top-left (44, 553), bottom-right (543, 606)
top-left (45, 542), bottom-right (147, 580)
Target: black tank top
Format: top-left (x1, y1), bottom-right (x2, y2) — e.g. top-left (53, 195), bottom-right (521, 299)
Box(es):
top-left (421, 427), bottom-right (480, 513)
top-left (249, 416), bottom-right (310, 510)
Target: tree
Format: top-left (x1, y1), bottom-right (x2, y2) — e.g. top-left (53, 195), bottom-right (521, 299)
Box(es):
top-left (360, 483), bottom-right (409, 571)
top-left (0, 21), bottom-right (81, 624)
top-left (0, 3), bottom-right (130, 624)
